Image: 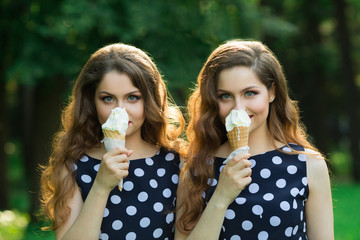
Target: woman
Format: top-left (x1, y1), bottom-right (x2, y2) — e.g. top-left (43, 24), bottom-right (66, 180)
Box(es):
top-left (40, 43), bottom-right (185, 239)
top-left (175, 40), bottom-right (333, 239)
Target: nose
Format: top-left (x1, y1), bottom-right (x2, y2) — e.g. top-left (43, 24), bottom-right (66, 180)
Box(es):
top-left (117, 100), bottom-right (124, 108)
top-left (234, 97), bottom-right (244, 110)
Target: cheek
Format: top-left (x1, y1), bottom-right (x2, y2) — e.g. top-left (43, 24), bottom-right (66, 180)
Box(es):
top-left (250, 98), bottom-right (270, 116)
top-left (218, 102), bottom-right (232, 123)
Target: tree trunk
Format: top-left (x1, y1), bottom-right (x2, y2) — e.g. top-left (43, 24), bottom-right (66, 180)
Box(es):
top-left (333, 0), bottom-right (360, 181)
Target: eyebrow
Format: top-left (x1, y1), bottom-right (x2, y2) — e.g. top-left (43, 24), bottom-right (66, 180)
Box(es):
top-left (98, 90), bottom-right (141, 95)
top-left (217, 86), bottom-right (260, 93)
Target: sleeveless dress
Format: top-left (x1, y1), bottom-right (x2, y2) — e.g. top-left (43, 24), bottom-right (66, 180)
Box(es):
top-left (204, 144), bottom-right (309, 240)
top-left (75, 148), bottom-right (180, 240)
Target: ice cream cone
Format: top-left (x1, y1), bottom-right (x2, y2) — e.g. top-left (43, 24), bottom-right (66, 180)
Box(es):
top-left (226, 126), bottom-right (249, 151)
top-left (102, 129), bottom-right (126, 140)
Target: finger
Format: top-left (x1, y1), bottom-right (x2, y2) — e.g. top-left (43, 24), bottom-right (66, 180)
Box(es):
top-left (127, 150), bottom-right (134, 157)
top-left (106, 146), bottom-right (128, 156)
top-left (227, 153), bottom-right (250, 167)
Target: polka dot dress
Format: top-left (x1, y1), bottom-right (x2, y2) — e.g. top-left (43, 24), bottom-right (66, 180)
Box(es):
top-left (204, 144), bottom-right (309, 240)
top-left (75, 148), bottom-right (180, 240)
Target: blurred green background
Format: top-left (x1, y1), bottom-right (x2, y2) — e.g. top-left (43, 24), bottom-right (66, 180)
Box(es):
top-left (1, 0), bottom-right (359, 239)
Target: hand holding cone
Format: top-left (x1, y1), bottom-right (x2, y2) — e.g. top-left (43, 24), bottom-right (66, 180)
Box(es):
top-left (101, 107), bottom-right (129, 191)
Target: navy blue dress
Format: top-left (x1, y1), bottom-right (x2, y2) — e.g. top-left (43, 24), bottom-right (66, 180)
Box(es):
top-left (75, 148), bottom-right (180, 240)
top-left (204, 144), bottom-right (309, 240)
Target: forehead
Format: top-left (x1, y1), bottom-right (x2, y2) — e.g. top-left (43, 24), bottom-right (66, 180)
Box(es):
top-left (217, 66), bottom-right (263, 90)
top-left (96, 71), bottom-right (138, 92)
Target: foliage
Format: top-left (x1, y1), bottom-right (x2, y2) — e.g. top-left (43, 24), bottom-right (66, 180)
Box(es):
top-left (0, 210), bottom-right (29, 240)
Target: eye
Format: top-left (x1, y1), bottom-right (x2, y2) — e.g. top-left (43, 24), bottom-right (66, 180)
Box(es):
top-left (244, 91), bottom-right (257, 97)
top-left (128, 95), bottom-right (140, 101)
top-left (219, 93), bottom-right (232, 100)
top-left (102, 96), bottom-right (114, 103)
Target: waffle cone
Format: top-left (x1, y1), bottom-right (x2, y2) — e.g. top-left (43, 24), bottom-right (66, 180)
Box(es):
top-left (102, 129), bottom-right (125, 140)
top-left (226, 126), bottom-right (249, 151)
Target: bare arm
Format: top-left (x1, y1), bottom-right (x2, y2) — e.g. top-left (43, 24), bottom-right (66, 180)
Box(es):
top-left (56, 147), bottom-right (131, 240)
top-left (305, 150), bottom-right (334, 240)
top-left (175, 153), bottom-right (252, 240)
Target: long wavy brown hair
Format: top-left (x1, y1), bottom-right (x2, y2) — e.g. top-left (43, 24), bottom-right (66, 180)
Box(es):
top-left (40, 43), bottom-right (185, 230)
top-left (177, 40), bottom-right (319, 233)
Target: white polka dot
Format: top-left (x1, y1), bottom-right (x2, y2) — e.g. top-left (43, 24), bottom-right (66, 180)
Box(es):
top-left (163, 188), bottom-right (172, 198)
top-left (126, 232), bottom-right (136, 240)
top-left (263, 193), bottom-right (274, 201)
top-left (290, 188), bottom-right (299, 197)
top-left (300, 211), bottom-right (304, 221)
top-left (81, 175), bottom-right (92, 183)
top-left (134, 168), bottom-right (144, 177)
top-left (299, 188), bottom-right (305, 195)
top-left (153, 228), bottom-right (163, 238)
top-left (219, 165), bottom-right (225, 172)
top-left (283, 147), bottom-right (292, 152)
top-left (250, 159), bottom-right (256, 168)
top-left (272, 156), bottom-right (282, 164)
top-left (165, 153), bottom-right (175, 161)
top-left (235, 197), bottom-right (246, 205)
top-left (242, 220), bottom-right (253, 231)
top-left (276, 179), bottom-right (286, 188)
top-left (252, 205), bottom-right (263, 216)
top-left (293, 225), bottom-right (299, 235)
top-left (230, 235), bottom-right (241, 240)
top-left (172, 174), bottom-right (178, 184)
top-left (140, 217), bottom-right (150, 228)
top-left (126, 206), bottom-right (137, 216)
top-left (298, 154), bottom-right (306, 161)
top-left (166, 212), bottom-right (174, 224)
top-left (100, 233), bottom-right (109, 240)
top-left (302, 177), bottom-right (308, 186)
top-left (258, 231), bottom-right (269, 240)
top-left (287, 165), bottom-right (297, 174)
top-left (293, 199), bottom-right (298, 209)
top-left (270, 216), bottom-right (281, 226)
top-left (225, 209), bottom-right (236, 220)
top-left (285, 227), bottom-right (293, 237)
top-left (260, 168), bottom-right (271, 179)
top-left (112, 220), bottom-right (123, 230)
top-left (123, 181), bottom-right (134, 191)
top-left (111, 195), bottom-right (121, 204)
top-left (80, 156), bottom-right (89, 162)
top-left (150, 179), bottom-right (158, 188)
top-left (73, 164), bottom-right (77, 171)
top-left (201, 192), bottom-right (206, 199)
top-left (154, 202), bottom-right (164, 212)
top-left (280, 201), bottom-right (290, 211)
top-left (145, 157), bottom-right (154, 166)
top-left (138, 191), bottom-right (148, 202)
top-left (303, 222), bottom-right (306, 232)
top-left (94, 164), bottom-right (100, 171)
top-left (103, 208), bottom-right (109, 217)
top-left (208, 178), bottom-right (217, 186)
top-left (157, 168), bottom-right (166, 177)
top-left (249, 183), bottom-right (259, 193)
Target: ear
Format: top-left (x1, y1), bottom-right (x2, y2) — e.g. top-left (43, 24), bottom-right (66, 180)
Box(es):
top-left (269, 82), bottom-right (275, 103)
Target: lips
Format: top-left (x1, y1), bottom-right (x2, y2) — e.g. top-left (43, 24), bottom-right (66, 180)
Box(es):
top-left (249, 115), bottom-right (254, 119)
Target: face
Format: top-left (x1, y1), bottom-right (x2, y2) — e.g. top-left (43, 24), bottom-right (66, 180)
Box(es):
top-left (95, 71), bottom-right (145, 139)
top-left (217, 66), bottom-right (275, 136)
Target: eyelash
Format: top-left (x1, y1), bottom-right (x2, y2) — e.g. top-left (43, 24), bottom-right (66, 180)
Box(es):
top-left (218, 91), bottom-right (258, 100)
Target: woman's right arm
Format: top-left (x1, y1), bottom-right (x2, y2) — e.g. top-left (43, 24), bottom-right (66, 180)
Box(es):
top-left (175, 153), bottom-right (252, 240)
top-left (55, 147), bottom-right (131, 240)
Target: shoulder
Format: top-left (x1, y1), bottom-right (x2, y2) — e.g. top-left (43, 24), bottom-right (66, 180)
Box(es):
top-left (304, 148), bottom-right (330, 189)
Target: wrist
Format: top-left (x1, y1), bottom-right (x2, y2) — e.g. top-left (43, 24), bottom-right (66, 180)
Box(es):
top-left (92, 179), bottom-right (112, 197)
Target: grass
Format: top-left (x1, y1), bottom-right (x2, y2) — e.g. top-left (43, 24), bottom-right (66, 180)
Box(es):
top-left (332, 183), bottom-right (360, 240)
